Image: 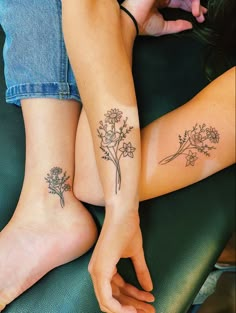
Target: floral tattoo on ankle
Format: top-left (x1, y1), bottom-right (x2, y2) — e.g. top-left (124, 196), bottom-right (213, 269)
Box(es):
top-left (45, 167), bottom-right (71, 208)
top-left (159, 123), bottom-right (220, 167)
top-left (97, 108), bottom-right (136, 194)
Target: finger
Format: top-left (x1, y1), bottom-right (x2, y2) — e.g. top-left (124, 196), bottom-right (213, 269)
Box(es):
top-left (113, 274), bottom-right (155, 303)
top-left (191, 0), bottom-right (201, 17)
top-left (160, 19), bottom-right (192, 35)
top-left (201, 6), bottom-right (208, 14)
top-left (88, 253), bottom-right (119, 312)
top-left (93, 274), bottom-right (137, 313)
top-left (89, 269), bottom-right (116, 312)
top-left (122, 284), bottom-right (155, 303)
top-left (195, 6), bottom-right (208, 23)
top-left (195, 13), bottom-right (205, 23)
top-left (116, 294), bottom-right (155, 313)
top-left (192, 1), bottom-right (208, 23)
top-left (114, 293), bottom-right (156, 313)
top-left (131, 252), bottom-right (153, 292)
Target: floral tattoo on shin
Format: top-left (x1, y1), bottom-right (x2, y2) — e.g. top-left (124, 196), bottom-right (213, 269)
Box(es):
top-left (97, 108), bottom-right (135, 194)
top-left (159, 123), bottom-right (220, 167)
top-left (45, 167), bottom-right (71, 208)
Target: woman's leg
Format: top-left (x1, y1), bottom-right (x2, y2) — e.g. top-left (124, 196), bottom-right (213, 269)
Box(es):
top-left (0, 99), bottom-right (97, 311)
top-left (74, 67), bottom-right (235, 205)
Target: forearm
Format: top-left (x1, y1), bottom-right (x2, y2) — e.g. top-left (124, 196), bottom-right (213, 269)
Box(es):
top-left (140, 67), bottom-right (236, 200)
top-left (62, 0), bottom-right (140, 213)
top-left (73, 67), bottom-right (235, 206)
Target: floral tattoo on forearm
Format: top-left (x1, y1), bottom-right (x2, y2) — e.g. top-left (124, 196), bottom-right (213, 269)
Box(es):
top-left (159, 123), bottom-right (220, 166)
top-left (97, 108), bottom-right (136, 194)
top-left (45, 167), bottom-right (71, 208)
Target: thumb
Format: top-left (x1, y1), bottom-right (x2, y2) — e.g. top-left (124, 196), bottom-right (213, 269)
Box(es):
top-left (161, 19), bottom-right (193, 35)
top-left (131, 250), bottom-right (153, 292)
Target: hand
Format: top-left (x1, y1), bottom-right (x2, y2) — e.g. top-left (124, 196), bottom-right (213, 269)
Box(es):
top-left (111, 273), bottom-right (155, 313)
top-left (167, 0), bottom-right (207, 23)
top-left (88, 211), bottom-right (155, 313)
top-left (122, 0), bottom-right (207, 36)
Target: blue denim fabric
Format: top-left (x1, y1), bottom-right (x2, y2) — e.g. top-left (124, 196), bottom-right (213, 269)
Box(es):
top-left (0, 0), bottom-right (81, 106)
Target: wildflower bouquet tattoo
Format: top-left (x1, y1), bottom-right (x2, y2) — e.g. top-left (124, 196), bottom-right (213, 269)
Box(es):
top-left (159, 123), bottom-right (220, 166)
top-left (97, 109), bottom-right (135, 193)
top-left (45, 167), bottom-right (71, 208)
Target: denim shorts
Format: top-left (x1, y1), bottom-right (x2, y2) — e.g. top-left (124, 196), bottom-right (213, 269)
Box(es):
top-left (0, 0), bottom-right (81, 106)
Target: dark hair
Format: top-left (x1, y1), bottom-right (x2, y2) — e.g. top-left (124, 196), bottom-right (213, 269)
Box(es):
top-left (193, 0), bottom-right (236, 80)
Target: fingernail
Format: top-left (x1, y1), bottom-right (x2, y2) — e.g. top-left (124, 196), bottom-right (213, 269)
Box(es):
top-left (149, 295), bottom-right (155, 302)
top-left (197, 15), bottom-right (205, 23)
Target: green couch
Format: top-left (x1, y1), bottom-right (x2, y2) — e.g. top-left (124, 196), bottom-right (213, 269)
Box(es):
top-left (0, 26), bottom-right (235, 313)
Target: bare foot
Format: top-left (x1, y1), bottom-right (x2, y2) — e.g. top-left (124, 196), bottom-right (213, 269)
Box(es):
top-left (0, 195), bottom-right (98, 311)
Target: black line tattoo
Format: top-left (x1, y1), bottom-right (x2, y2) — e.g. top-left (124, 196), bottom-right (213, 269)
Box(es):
top-left (97, 108), bottom-right (136, 194)
top-left (45, 167), bottom-right (71, 208)
top-left (159, 123), bottom-right (220, 167)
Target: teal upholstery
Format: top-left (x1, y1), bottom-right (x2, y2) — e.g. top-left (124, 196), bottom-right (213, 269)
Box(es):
top-left (0, 27), bottom-right (235, 313)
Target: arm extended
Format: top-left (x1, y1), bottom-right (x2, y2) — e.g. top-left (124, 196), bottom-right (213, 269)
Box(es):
top-left (62, 0), bottom-right (140, 216)
top-left (61, 1), bottom-right (212, 312)
top-left (75, 66), bottom-right (235, 205)
top-left (61, 1), bottom-right (154, 313)
top-left (140, 66), bottom-right (235, 200)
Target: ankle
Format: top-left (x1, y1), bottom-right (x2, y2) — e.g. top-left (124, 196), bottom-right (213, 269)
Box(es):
top-left (18, 187), bottom-right (74, 208)
top-left (21, 166), bottom-right (74, 206)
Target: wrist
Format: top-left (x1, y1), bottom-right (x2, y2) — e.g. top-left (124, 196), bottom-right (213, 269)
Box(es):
top-left (105, 197), bottom-right (139, 216)
top-left (121, 0), bottom-right (152, 31)
top-left (120, 7), bottom-right (137, 47)
top-left (104, 204), bottom-right (140, 225)
top-left (120, 5), bottom-right (139, 36)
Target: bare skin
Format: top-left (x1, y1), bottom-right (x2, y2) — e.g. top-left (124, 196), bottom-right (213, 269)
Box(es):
top-left (75, 66), bottom-right (236, 205)
top-left (0, 0), bottom-right (162, 311)
top-left (0, 99), bottom-right (98, 311)
top-left (0, 1), bottom-right (227, 312)
top-left (63, 1), bottom-right (210, 313)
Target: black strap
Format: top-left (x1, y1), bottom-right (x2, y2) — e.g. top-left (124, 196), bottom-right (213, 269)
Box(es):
top-left (120, 5), bottom-right (139, 36)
